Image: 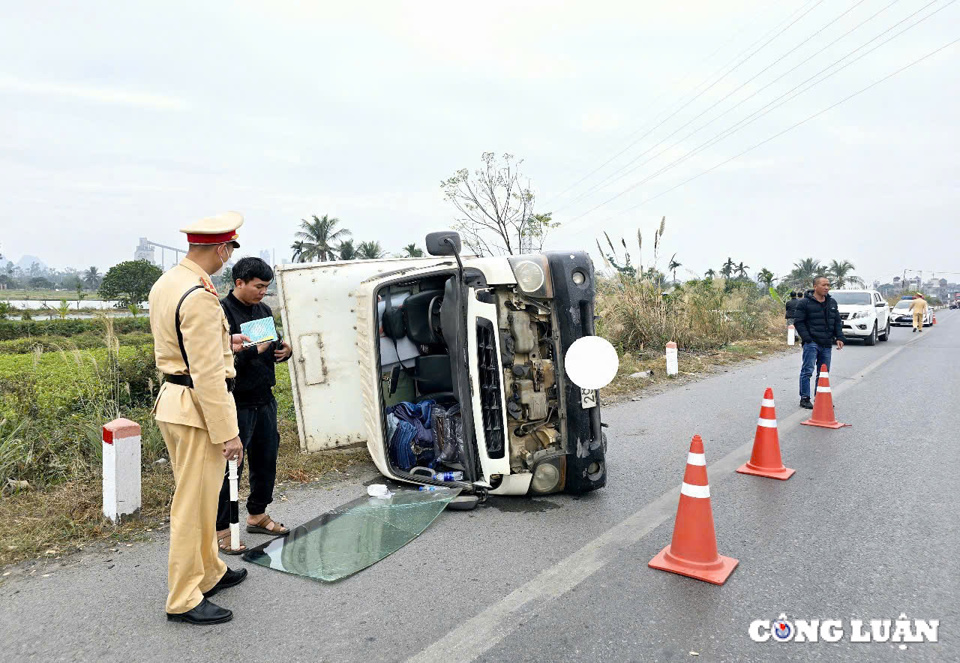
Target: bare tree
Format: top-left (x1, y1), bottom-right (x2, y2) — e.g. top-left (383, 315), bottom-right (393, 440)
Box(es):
top-left (441, 152), bottom-right (557, 256)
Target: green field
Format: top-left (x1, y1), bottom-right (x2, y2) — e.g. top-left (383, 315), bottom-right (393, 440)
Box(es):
top-left (0, 290), bottom-right (106, 301)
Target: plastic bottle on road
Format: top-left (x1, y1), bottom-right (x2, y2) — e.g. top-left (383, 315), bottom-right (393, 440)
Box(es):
top-left (434, 471), bottom-right (464, 482)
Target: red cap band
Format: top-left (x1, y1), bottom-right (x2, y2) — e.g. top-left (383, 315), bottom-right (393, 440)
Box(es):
top-left (187, 231), bottom-right (238, 245)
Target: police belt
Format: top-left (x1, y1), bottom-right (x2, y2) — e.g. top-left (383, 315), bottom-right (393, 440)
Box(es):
top-left (163, 374), bottom-right (236, 392)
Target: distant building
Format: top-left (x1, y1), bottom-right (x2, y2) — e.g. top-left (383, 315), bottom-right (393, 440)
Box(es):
top-left (135, 238), bottom-right (157, 265)
top-left (260, 250), bottom-right (272, 265)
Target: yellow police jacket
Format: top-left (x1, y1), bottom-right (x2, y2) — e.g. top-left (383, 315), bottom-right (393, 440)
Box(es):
top-left (148, 258), bottom-right (239, 444)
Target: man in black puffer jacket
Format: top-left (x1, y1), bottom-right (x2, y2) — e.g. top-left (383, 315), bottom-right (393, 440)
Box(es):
top-left (793, 277), bottom-right (845, 409)
top-left (785, 291), bottom-right (803, 344)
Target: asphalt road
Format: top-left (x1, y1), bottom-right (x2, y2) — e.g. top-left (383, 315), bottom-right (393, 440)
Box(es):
top-left (2, 311), bottom-right (956, 662)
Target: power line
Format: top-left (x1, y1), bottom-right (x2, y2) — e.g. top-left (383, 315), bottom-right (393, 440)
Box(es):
top-left (541, 0), bottom-right (824, 209)
top-left (599, 36), bottom-right (960, 221)
top-left (555, 0), bottom-right (892, 213)
top-left (567, 0), bottom-right (953, 225)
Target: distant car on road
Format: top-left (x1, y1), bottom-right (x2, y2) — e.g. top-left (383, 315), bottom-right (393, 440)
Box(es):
top-left (890, 299), bottom-right (933, 327)
top-left (832, 289), bottom-right (891, 345)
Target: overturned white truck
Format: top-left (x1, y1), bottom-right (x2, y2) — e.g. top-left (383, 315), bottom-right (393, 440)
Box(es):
top-left (275, 231), bottom-right (609, 498)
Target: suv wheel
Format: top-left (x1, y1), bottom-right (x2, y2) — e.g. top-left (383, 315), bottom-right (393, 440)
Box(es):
top-left (880, 319), bottom-right (890, 342)
top-left (864, 323), bottom-right (877, 346)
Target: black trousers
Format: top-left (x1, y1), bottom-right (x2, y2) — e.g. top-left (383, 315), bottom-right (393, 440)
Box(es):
top-left (216, 398), bottom-right (279, 531)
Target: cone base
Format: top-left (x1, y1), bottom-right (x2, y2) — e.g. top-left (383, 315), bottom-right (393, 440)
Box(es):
top-left (736, 462), bottom-right (795, 480)
top-left (648, 546), bottom-right (739, 585)
top-left (801, 418), bottom-right (850, 429)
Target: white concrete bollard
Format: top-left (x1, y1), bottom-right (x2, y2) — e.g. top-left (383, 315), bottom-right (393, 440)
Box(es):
top-left (102, 418), bottom-right (142, 523)
top-left (665, 341), bottom-right (679, 377)
top-left (788, 325), bottom-right (796, 346)
top-left (228, 459), bottom-right (241, 551)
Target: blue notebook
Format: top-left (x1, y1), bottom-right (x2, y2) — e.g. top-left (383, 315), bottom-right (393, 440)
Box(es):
top-left (240, 317), bottom-right (278, 346)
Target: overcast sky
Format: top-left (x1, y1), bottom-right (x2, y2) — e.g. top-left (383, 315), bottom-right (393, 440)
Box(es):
top-left (2, 0), bottom-right (958, 285)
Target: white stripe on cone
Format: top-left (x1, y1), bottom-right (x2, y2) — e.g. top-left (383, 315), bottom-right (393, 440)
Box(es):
top-left (817, 386), bottom-right (832, 393)
top-left (680, 482), bottom-right (710, 499)
top-left (761, 399), bottom-right (776, 407)
top-left (686, 452), bottom-right (706, 466)
top-left (820, 372), bottom-right (829, 378)
top-left (757, 418), bottom-right (778, 428)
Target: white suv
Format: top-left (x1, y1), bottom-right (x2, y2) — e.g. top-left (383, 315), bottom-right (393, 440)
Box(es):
top-left (832, 289), bottom-right (891, 345)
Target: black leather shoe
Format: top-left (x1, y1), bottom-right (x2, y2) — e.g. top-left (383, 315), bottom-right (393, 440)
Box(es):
top-left (203, 567), bottom-right (248, 599)
top-left (799, 397), bottom-right (813, 410)
top-left (166, 598), bottom-right (232, 625)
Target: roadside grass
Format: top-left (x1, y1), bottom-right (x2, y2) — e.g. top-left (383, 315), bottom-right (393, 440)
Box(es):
top-left (0, 433), bottom-right (371, 568)
top-left (601, 337), bottom-right (791, 402)
top-left (0, 290), bottom-right (106, 301)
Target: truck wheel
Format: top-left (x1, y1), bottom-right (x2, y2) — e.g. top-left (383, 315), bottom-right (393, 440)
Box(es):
top-left (864, 324), bottom-right (877, 346)
top-left (880, 320), bottom-right (890, 341)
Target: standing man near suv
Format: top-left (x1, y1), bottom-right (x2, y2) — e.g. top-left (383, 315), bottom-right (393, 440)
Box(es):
top-left (785, 291), bottom-right (803, 344)
top-left (216, 257), bottom-right (293, 554)
top-left (909, 294), bottom-right (928, 333)
top-left (794, 277), bottom-right (845, 409)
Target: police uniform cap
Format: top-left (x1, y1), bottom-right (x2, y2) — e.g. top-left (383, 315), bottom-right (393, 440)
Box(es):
top-left (180, 211), bottom-right (243, 248)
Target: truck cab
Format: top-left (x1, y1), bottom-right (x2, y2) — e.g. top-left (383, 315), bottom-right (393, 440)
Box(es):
top-left (274, 232), bottom-right (608, 497)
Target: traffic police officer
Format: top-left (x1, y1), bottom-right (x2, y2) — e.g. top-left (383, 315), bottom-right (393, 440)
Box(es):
top-left (149, 211), bottom-right (249, 625)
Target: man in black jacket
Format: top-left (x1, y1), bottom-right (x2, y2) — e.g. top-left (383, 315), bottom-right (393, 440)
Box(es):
top-left (785, 291), bottom-right (803, 344)
top-left (216, 257), bottom-right (293, 553)
top-left (793, 277), bottom-right (845, 409)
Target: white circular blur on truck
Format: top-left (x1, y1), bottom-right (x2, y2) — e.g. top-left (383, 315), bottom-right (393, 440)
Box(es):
top-left (564, 336), bottom-right (620, 390)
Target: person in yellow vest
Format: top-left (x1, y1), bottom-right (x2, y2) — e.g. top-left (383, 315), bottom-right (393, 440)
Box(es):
top-left (909, 294), bottom-right (928, 333)
top-left (149, 212), bottom-right (250, 625)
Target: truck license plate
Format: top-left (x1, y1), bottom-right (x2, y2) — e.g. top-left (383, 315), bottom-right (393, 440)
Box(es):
top-left (581, 388), bottom-right (598, 409)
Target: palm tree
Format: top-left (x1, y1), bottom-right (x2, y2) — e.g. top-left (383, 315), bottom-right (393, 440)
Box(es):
top-left (735, 261), bottom-right (750, 279)
top-left (828, 259), bottom-right (864, 289)
top-left (704, 268), bottom-right (716, 280)
top-left (337, 240), bottom-right (357, 261)
top-left (290, 240), bottom-right (306, 263)
top-left (83, 266), bottom-right (101, 290)
top-left (357, 241), bottom-right (386, 260)
top-left (788, 258), bottom-right (823, 290)
top-left (720, 257), bottom-right (735, 279)
top-left (295, 214), bottom-right (351, 262)
top-left (667, 254), bottom-right (682, 283)
top-left (757, 268), bottom-right (775, 288)
top-left (402, 243), bottom-right (424, 258)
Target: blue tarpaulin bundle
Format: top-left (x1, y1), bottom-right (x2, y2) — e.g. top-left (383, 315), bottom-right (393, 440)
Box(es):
top-left (386, 400), bottom-right (437, 470)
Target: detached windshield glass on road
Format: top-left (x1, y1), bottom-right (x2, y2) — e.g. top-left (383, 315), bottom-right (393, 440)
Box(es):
top-left (832, 292), bottom-right (872, 305)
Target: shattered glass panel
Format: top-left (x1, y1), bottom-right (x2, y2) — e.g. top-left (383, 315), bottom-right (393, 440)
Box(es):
top-left (242, 488), bottom-right (460, 582)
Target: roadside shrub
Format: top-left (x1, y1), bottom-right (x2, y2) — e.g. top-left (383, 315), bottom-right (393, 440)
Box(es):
top-left (0, 317), bottom-right (151, 340)
top-left (0, 332), bottom-right (153, 355)
top-left (597, 275), bottom-right (782, 354)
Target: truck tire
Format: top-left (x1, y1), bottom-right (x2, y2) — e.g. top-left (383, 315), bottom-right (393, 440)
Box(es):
top-left (880, 320), bottom-right (891, 341)
top-left (864, 324), bottom-right (877, 346)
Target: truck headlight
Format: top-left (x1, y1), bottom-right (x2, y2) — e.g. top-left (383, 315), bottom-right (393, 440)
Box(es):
top-left (513, 260), bottom-right (545, 292)
top-left (530, 456), bottom-right (566, 494)
top-left (508, 256), bottom-right (552, 298)
top-left (850, 311), bottom-right (867, 319)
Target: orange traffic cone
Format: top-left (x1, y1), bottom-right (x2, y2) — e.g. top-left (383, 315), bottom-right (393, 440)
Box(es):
top-left (801, 364), bottom-right (850, 429)
top-left (933, 313), bottom-right (937, 325)
top-left (649, 435), bottom-right (739, 585)
top-left (737, 388), bottom-right (795, 480)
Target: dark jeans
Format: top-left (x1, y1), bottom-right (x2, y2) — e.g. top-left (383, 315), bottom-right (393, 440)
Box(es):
top-left (799, 343), bottom-right (833, 399)
top-left (216, 398), bottom-right (279, 531)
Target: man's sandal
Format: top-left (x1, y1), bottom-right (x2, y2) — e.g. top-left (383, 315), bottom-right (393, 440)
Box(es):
top-left (246, 514), bottom-right (290, 536)
top-left (217, 532), bottom-right (248, 555)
